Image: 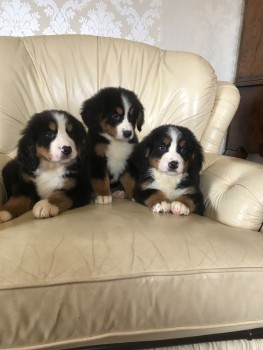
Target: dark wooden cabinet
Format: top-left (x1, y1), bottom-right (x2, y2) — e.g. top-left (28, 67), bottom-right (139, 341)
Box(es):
top-left (226, 0), bottom-right (263, 160)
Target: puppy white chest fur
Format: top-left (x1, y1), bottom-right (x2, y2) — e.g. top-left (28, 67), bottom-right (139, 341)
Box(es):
top-left (147, 169), bottom-right (189, 201)
top-left (106, 139), bottom-right (134, 183)
top-left (34, 161), bottom-right (66, 198)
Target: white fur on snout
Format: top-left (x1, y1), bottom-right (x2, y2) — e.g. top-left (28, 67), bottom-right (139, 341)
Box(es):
top-left (50, 112), bottom-right (77, 162)
top-left (115, 94), bottom-right (134, 140)
top-left (158, 152), bottom-right (184, 174)
top-left (33, 199), bottom-right (59, 218)
top-left (158, 127), bottom-right (184, 174)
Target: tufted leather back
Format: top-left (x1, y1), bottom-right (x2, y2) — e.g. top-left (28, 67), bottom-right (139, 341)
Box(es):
top-left (0, 35), bottom-right (239, 156)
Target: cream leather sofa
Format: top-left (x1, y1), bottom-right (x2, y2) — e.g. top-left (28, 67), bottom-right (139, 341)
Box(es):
top-left (0, 35), bottom-right (263, 350)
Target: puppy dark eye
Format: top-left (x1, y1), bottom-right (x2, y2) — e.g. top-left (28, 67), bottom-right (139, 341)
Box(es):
top-left (46, 131), bottom-right (55, 139)
top-left (158, 145), bottom-right (167, 152)
top-left (112, 114), bottom-right (121, 121)
top-left (179, 147), bottom-right (187, 154)
top-left (67, 129), bottom-right (74, 137)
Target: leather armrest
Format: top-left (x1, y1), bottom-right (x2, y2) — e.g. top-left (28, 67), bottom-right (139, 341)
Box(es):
top-left (201, 81), bottom-right (240, 154)
top-left (201, 153), bottom-right (263, 231)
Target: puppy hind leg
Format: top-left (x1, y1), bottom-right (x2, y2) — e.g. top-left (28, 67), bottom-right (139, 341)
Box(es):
top-left (0, 196), bottom-right (34, 223)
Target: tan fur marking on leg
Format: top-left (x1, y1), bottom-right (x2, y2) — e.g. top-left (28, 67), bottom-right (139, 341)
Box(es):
top-left (92, 178), bottom-right (111, 197)
top-left (119, 172), bottom-right (135, 200)
top-left (176, 195), bottom-right (196, 213)
top-left (95, 143), bottom-right (108, 157)
top-left (22, 172), bottom-right (34, 183)
top-left (63, 178), bottom-right (76, 190)
top-left (1, 196), bottom-right (34, 218)
top-left (145, 191), bottom-right (168, 208)
top-left (48, 191), bottom-right (73, 214)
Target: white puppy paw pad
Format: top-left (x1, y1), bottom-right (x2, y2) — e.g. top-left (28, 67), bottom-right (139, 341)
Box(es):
top-left (95, 195), bottom-right (112, 204)
top-left (0, 210), bottom-right (13, 223)
top-left (33, 199), bottom-right (59, 219)
top-left (112, 190), bottom-right (126, 199)
top-left (171, 201), bottom-right (190, 216)
top-left (152, 201), bottom-right (171, 213)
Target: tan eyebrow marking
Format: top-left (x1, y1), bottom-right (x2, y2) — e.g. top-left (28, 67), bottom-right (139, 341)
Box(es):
top-left (179, 139), bottom-right (186, 147)
top-left (162, 137), bottom-right (170, 145)
top-left (48, 122), bottom-right (57, 131)
top-left (67, 123), bottom-right (73, 132)
top-left (116, 107), bottom-right (123, 115)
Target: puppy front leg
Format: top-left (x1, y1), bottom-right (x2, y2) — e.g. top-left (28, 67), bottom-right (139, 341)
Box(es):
top-left (171, 193), bottom-right (205, 216)
top-left (0, 196), bottom-right (34, 223)
top-left (92, 177), bottom-right (112, 204)
top-left (135, 188), bottom-right (171, 214)
top-left (170, 195), bottom-right (195, 216)
top-left (118, 171), bottom-right (136, 200)
top-left (90, 154), bottom-right (112, 204)
top-left (33, 191), bottom-right (73, 219)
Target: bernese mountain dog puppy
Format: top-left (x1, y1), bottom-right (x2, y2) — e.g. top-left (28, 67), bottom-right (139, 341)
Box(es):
top-left (0, 110), bottom-right (92, 223)
top-left (130, 124), bottom-right (205, 216)
top-left (80, 87), bottom-right (144, 204)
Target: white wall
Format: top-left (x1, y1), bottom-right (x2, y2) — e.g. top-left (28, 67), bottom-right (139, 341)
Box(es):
top-left (0, 0), bottom-right (244, 81)
top-left (161, 0), bottom-right (244, 81)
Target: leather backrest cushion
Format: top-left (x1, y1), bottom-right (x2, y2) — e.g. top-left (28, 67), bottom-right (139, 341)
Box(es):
top-left (0, 35), bottom-right (217, 154)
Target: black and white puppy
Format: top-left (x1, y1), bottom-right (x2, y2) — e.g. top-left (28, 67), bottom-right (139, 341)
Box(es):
top-left (0, 110), bottom-right (92, 223)
top-left (81, 87), bottom-right (144, 204)
top-left (130, 124), bottom-right (205, 216)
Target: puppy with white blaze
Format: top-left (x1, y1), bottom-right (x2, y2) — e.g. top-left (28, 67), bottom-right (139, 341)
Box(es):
top-left (130, 124), bottom-right (205, 216)
top-left (0, 110), bottom-right (92, 223)
top-left (80, 87), bottom-right (144, 204)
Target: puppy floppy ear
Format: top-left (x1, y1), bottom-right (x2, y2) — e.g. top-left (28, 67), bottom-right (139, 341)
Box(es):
top-left (133, 98), bottom-right (144, 132)
top-left (130, 135), bottom-right (152, 172)
top-left (136, 109), bottom-right (144, 132)
top-left (16, 134), bottom-right (38, 172)
top-left (77, 136), bottom-right (89, 166)
top-left (80, 96), bottom-right (102, 133)
top-left (188, 142), bottom-right (204, 181)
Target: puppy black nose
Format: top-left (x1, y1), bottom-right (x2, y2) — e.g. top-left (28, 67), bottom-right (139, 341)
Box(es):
top-left (123, 130), bottom-right (132, 139)
top-left (168, 161), bottom-right (178, 170)
top-left (61, 146), bottom-right (72, 155)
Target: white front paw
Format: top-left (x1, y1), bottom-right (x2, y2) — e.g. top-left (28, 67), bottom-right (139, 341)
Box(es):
top-left (95, 195), bottom-right (112, 204)
top-left (0, 210), bottom-right (13, 223)
top-left (33, 199), bottom-right (59, 219)
top-left (152, 201), bottom-right (171, 213)
top-left (171, 201), bottom-right (190, 216)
